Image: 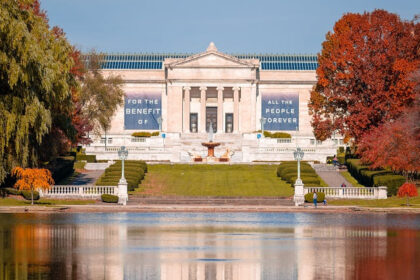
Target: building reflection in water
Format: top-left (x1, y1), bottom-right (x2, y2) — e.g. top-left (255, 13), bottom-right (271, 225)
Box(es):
top-left (0, 213), bottom-right (419, 279)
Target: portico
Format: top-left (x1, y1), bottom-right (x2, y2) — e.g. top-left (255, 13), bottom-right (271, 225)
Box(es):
top-left (182, 85), bottom-right (240, 134)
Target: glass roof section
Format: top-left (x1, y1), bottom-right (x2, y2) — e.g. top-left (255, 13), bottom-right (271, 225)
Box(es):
top-left (83, 53), bottom-right (318, 71)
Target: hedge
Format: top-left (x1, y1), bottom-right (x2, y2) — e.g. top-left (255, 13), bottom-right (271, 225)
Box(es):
top-left (96, 160), bottom-right (148, 191)
top-left (21, 190), bottom-right (40, 201)
top-left (75, 154), bottom-right (97, 163)
top-left (346, 158), bottom-right (405, 196)
top-left (304, 192), bottom-right (325, 203)
top-left (277, 161), bottom-right (322, 187)
top-left (263, 131), bottom-right (292, 138)
top-left (101, 194), bottom-right (119, 203)
top-left (4, 188), bottom-right (20, 195)
top-left (131, 131), bottom-right (159, 137)
top-left (374, 175), bottom-right (406, 196)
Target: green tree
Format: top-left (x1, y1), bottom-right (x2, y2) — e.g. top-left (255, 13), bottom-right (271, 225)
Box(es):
top-left (79, 51), bottom-right (124, 147)
top-left (0, 0), bottom-right (77, 183)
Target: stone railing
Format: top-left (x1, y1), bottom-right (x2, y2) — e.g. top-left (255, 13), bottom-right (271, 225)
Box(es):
top-left (304, 186), bottom-right (387, 199)
top-left (40, 185), bottom-right (118, 198)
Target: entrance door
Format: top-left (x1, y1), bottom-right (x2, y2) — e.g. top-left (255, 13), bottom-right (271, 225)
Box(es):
top-left (225, 113), bottom-right (233, 133)
top-left (206, 107), bottom-right (217, 132)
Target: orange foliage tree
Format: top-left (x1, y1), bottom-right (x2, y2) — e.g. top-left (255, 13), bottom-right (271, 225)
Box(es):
top-left (397, 183), bottom-right (418, 206)
top-left (309, 10), bottom-right (419, 142)
top-left (12, 167), bottom-right (54, 205)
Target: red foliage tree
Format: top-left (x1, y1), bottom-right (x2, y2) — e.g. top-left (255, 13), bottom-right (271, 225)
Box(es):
top-left (397, 183), bottom-right (418, 206)
top-left (309, 10), bottom-right (419, 142)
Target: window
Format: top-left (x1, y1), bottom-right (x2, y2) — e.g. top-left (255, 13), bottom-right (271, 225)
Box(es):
top-left (190, 113), bottom-right (198, 133)
top-left (225, 113), bottom-right (233, 133)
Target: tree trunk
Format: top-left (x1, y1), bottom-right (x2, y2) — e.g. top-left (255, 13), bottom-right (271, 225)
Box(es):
top-left (406, 196), bottom-right (409, 207)
top-left (31, 189), bottom-right (34, 205)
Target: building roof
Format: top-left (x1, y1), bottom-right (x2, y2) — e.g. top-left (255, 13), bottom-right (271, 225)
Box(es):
top-left (85, 44), bottom-right (318, 71)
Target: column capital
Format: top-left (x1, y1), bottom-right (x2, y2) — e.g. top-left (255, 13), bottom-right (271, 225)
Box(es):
top-left (232, 86), bottom-right (240, 91)
top-left (216, 86), bottom-right (224, 91)
top-left (183, 86), bottom-right (191, 91)
top-left (199, 86), bottom-right (207, 91)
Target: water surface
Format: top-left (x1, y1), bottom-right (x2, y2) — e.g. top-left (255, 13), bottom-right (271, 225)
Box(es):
top-left (0, 212), bottom-right (419, 279)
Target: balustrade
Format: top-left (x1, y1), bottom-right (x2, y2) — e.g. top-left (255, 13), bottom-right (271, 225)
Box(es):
top-left (304, 186), bottom-right (387, 199)
top-left (41, 185), bottom-right (118, 198)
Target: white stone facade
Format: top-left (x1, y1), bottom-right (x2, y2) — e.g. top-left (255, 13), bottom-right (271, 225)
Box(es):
top-left (86, 43), bottom-right (343, 163)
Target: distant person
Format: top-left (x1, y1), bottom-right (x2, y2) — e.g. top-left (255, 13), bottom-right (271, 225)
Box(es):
top-left (341, 182), bottom-right (347, 188)
top-left (313, 191), bottom-right (318, 208)
top-left (332, 155), bottom-right (338, 166)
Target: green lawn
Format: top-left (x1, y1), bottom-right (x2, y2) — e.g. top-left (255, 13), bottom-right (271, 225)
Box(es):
top-left (0, 197), bottom-right (96, 206)
top-left (131, 164), bottom-right (294, 197)
top-left (339, 171), bottom-right (366, 188)
top-left (329, 196), bottom-right (420, 208)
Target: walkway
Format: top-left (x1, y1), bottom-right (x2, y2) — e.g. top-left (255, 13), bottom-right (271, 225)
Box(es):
top-left (59, 170), bottom-right (104, 185)
top-left (314, 164), bottom-right (354, 188)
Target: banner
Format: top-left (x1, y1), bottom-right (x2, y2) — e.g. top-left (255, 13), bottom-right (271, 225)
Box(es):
top-left (262, 92), bottom-right (299, 131)
top-left (124, 92), bottom-right (161, 130)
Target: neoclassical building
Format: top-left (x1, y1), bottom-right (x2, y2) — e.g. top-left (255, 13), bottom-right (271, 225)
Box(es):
top-left (86, 43), bottom-right (340, 162)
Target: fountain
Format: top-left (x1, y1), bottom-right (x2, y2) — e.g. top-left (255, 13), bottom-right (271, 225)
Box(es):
top-left (201, 122), bottom-right (220, 161)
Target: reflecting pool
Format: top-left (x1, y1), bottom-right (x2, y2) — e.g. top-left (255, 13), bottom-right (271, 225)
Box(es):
top-left (0, 212), bottom-right (419, 279)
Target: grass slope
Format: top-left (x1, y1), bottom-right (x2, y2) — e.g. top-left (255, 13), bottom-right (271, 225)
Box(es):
top-left (329, 196), bottom-right (420, 208)
top-left (339, 171), bottom-right (366, 188)
top-left (0, 197), bottom-right (96, 206)
top-left (131, 164), bottom-right (293, 197)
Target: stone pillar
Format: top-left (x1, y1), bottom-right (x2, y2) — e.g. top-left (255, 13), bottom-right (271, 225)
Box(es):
top-left (118, 181), bottom-right (128, 205)
top-left (183, 86), bottom-right (191, 133)
top-left (199, 86), bottom-right (207, 133)
top-left (293, 183), bottom-right (305, 206)
top-left (233, 87), bottom-right (240, 133)
top-left (217, 86), bottom-right (224, 133)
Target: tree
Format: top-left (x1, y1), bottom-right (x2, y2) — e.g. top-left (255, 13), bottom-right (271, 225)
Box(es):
top-left (397, 183), bottom-right (418, 206)
top-left (309, 10), bottom-right (419, 142)
top-left (79, 51), bottom-right (124, 147)
top-left (357, 93), bottom-right (420, 178)
top-left (12, 167), bottom-right (54, 205)
top-left (0, 0), bottom-right (77, 183)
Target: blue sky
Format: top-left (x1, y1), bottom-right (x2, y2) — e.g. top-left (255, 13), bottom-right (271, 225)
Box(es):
top-left (42, 0), bottom-right (418, 54)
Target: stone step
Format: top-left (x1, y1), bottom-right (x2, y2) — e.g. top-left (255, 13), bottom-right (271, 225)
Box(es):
top-left (84, 162), bottom-right (110, 170)
top-left (128, 196), bottom-right (294, 206)
top-left (313, 164), bottom-right (339, 172)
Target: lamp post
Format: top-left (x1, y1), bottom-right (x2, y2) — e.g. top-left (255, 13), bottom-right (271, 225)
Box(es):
top-left (293, 147), bottom-right (305, 206)
top-left (260, 118), bottom-right (266, 137)
top-left (117, 146), bottom-right (128, 205)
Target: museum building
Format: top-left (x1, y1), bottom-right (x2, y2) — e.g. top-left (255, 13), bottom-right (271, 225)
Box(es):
top-left (86, 43), bottom-right (341, 162)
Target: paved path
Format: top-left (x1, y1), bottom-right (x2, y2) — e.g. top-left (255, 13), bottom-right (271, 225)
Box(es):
top-left (317, 171), bottom-right (354, 188)
top-left (62, 170), bottom-right (104, 185)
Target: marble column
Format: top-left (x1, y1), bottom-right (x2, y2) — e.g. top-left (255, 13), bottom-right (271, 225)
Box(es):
top-left (233, 86), bottom-right (240, 133)
top-left (183, 86), bottom-right (191, 133)
top-left (217, 86), bottom-right (224, 133)
top-left (199, 86), bottom-right (207, 133)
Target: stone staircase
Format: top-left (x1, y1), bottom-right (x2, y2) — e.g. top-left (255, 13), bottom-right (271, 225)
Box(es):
top-left (313, 163), bottom-right (338, 172)
top-left (174, 133), bottom-right (244, 162)
top-left (84, 162), bottom-right (111, 170)
top-left (128, 196), bottom-right (294, 206)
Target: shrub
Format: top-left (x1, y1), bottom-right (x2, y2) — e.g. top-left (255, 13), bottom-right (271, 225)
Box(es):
top-left (338, 147), bottom-right (345, 153)
top-left (263, 131), bottom-right (292, 138)
top-left (373, 175), bottom-right (406, 196)
top-left (131, 131), bottom-right (159, 137)
top-left (101, 194), bottom-right (119, 203)
top-left (4, 188), bottom-right (20, 195)
top-left (337, 154), bottom-right (345, 165)
top-left (304, 192), bottom-right (325, 203)
top-left (397, 183), bottom-right (418, 206)
top-left (326, 156), bottom-right (333, 164)
top-left (21, 190), bottom-right (40, 201)
top-left (97, 160), bottom-right (148, 191)
top-left (75, 154), bottom-right (97, 163)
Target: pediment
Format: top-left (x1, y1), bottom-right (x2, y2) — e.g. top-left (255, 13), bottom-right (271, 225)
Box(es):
top-left (166, 51), bottom-right (257, 69)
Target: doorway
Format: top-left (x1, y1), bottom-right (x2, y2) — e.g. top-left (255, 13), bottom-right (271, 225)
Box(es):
top-left (206, 107), bottom-right (217, 132)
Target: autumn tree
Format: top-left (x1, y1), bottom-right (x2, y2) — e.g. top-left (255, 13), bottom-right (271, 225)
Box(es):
top-left (0, 0), bottom-right (78, 183)
top-left (79, 51), bottom-right (124, 146)
top-left (12, 167), bottom-right (54, 205)
top-left (309, 10), bottom-right (419, 142)
top-left (397, 183), bottom-right (418, 206)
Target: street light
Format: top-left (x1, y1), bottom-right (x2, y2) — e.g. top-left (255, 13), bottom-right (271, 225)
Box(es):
top-left (293, 147), bottom-right (305, 206)
top-left (118, 146), bottom-right (128, 184)
top-left (260, 118), bottom-right (266, 136)
top-left (293, 147), bottom-right (304, 185)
